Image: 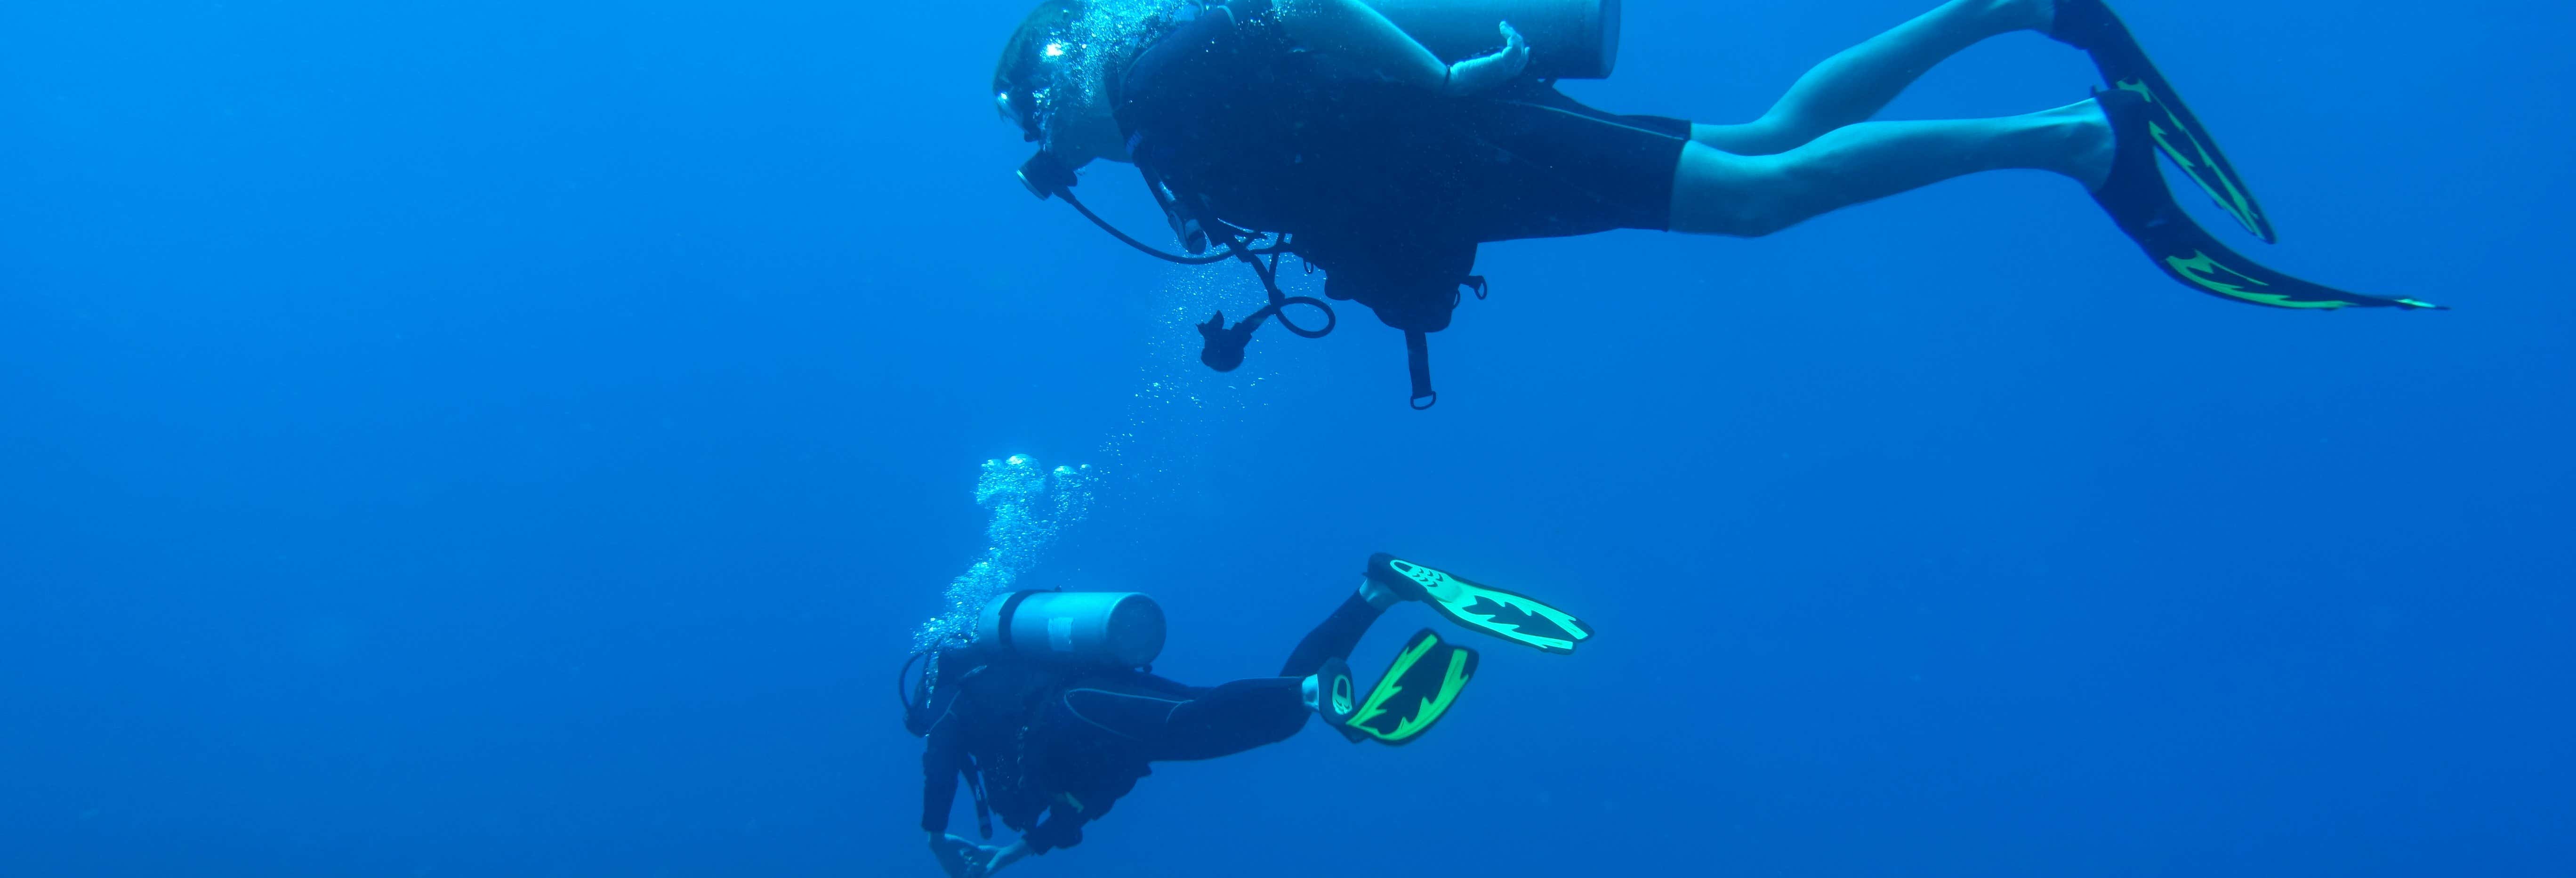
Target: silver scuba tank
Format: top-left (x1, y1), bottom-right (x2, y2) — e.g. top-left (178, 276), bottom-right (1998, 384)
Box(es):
top-left (974, 590), bottom-right (1167, 667)
top-left (1362, 0), bottom-right (1622, 80)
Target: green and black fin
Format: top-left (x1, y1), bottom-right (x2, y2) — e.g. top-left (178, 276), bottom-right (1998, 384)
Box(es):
top-left (1336, 628), bottom-right (1478, 746)
top-left (1366, 553), bottom-right (1594, 655)
top-left (2092, 88), bottom-right (2440, 311)
top-left (2050, 0), bottom-right (2276, 244)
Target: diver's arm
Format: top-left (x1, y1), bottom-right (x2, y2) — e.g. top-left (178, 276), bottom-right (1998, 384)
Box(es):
top-left (1280, 0), bottom-right (1527, 94)
top-left (923, 723), bottom-right (981, 877)
top-left (920, 716), bottom-right (967, 835)
top-left (1280, 0), bottom-right (1445, 87)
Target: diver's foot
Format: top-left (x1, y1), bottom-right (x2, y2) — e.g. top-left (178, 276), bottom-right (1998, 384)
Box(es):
top-left (1304, 657), bottom-right (1364, 741)
top-left (2002, 98), bottom-right (2118, 191)
top-left (1358, 575), bottom-right (1403, 610)
top-left (2069, 97), bottom-right (2119, 193)
top-left (2085, 87), bottom-right (2169, 223)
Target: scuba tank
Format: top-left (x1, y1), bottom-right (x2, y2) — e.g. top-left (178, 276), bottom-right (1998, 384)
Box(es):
top-left (1362, 0), bottom-right (1620, 80)
top-left (974, 590), bottom-right (1167, 668)
top-left (901, 590), bottom-right (1167, 735)
top-left (901, 589), bottom-right (1167, 733)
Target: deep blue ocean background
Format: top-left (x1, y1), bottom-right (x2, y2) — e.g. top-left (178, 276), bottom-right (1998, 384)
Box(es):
top-left (6, 0), bottom-right (2572, 875)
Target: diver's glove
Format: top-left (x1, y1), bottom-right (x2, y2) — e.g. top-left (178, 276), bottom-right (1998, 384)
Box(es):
top-left (930, 834), bottom-right (983, 878)
top-left (1197, 311), bottom-right (1257, 371)
top-left (1438, 21), bottom-right (1529, 96)
top-left (965, 841), bottom-right (1030, 878)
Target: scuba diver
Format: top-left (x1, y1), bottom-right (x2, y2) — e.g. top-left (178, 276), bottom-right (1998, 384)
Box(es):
top-left (995, 0), bottom-right (2441, 407)
top-left (902, 553), bottom-right (1592, 877)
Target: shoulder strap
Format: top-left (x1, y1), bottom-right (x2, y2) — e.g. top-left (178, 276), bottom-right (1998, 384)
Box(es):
top-left (963, 753), bottom-right (996, 839)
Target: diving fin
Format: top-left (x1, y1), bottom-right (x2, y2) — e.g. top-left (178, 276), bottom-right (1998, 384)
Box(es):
top-left (1366, 553), bottom-right (1594, 655)
top-left (2092, 88), bottom-right (2440, 311)
top-left (2049, 0), bottom-right (2275, 243)
top-left (1330, 628), bottom-right (1478, 746)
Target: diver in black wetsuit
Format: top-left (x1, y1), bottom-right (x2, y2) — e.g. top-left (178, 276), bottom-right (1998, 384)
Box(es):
top-left (905, 553), bottom-right (1591, 877)
top-left (994, 0), bottom-right (2438, 407)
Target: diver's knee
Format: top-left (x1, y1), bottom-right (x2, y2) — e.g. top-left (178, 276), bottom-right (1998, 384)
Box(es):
top-left (1670, 147), bottom-right (1803, 237)
top-left (1266, 706), bottom-right (1312, 743)
top-left (1690, 119), bottom-right (1800, 157)
top-left (1673, 190), bottom-right (1802, 238)
top-left (1726, 196), bottom-right (1806, 237)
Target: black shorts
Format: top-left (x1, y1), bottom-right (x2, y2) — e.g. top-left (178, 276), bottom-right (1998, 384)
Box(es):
top-left (1427, 83), bottom-right (1694, 242)
top-left (1180, 79), bottom-right (1689, 250)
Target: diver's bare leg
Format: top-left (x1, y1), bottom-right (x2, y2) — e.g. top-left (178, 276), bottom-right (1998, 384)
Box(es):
top-left (1692, 0), bottom-right (2057, 156)
top-left (1668, 97), bottom-right (2112, 236)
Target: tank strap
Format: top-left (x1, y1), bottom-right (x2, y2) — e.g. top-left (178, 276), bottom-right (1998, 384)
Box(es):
top-left (898, 650), bottom-right (935, 736)
top-left (990, 590), bottom-right (1039, 653)
top-left (1401, 276), bottom-right (1486, 410)
top-left (1405, 330), bottom-right (1436, 410)
top-left (963, 754), bottom-right (995, 839)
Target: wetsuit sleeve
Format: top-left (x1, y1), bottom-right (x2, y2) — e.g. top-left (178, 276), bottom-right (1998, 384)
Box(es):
top-left (919, 712), bottom-right (966, 834)
top-left (1281, 591), bottom-right (1386, 677)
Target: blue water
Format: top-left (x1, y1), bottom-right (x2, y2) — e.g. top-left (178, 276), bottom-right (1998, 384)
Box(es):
top-left (6, 1), bottom-right (2572, 875)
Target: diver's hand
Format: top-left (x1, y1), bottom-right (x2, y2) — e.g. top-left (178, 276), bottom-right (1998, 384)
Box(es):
top-left (929, 834), bottom-right (982, 878)
top-left (1439, 22), bottom-right (1529, 95)
top-left (963, 841), bottom-right (1030, 878)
